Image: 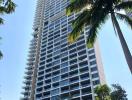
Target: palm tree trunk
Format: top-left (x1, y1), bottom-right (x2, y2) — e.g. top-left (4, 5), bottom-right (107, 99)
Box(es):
top-left (111, 13), bottom-right (132, 74)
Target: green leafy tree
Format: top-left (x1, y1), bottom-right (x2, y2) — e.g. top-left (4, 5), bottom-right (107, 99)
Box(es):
top-left (66, 0), bottom-right (132, 73)
top-left (111, 84), bottom-right (128, 100)
top-left (95, 84), bottom-right (111, 100)
top-left (0, 0), bottom-right (16, 59)
top-left (94, 84), bottom-right (128, 100)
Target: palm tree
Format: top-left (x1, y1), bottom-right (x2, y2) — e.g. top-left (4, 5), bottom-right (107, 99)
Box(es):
top-left (0, 0), bottom-right (16, 24)
top-left (66, 0), bottom-right (132, 73)
top-left (95, 84), bottom-right (111, 100)
top-left (0, 0), bottom-right (16, 59)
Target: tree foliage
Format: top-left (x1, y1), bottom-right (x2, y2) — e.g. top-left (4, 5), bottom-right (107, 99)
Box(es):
top-left (95, 84), bottom-right (111, 100)
top-left (111, 84), bottom-right (128, 100)
top-left (66, 0), bottom-right (132, 48)
top-left (95, 84), bottom-right (128, 100)
top-left (0, 0), bottom-right (16, 59)
top-left (0, 0), bottom-right (16, 24)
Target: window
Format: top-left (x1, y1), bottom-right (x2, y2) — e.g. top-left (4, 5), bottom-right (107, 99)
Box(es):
top-left (51, 89), bottom-right (59, 96)
top-left (36, 94), bottom-right (42, 99)
top-left (70, 76), bottom-right (79, 83)
top-left (52, 76), bottom-right (60, 82)
top-left (45, 79), bottom-right (51, 84)
top-left (69, 48), bottom-right (76, 54)
top-left (77, 40), bottom-right (85, 46)
top-left (61, 67), bottom-right (68, 73)
top-left (68, 25), bottom-right (72, 32)
top-left (46, 58), bottom-right (52, 63)
top-left (70, 64), bottom-right (78, 71)
top-left (47, 54), bottom-right (52, 58)
top-left (77, 45), bottom-right (85, 51)
top-left (54, 55), bottom-right (60, 60)
top-left (70, 70), bottom-right (78, 76)
top-left (61, 27), bottom-right (67, 32)
top-left (44, 21), bottom-right (49, 26)
top-left (61, 62), bottom-right (68, 68)
top-left (79, 61), bottom-right (88, 67)
top-left (54, 46), bottom-right (60, 51)
top-left (93, 80), bottom-right (100, 85)
top-left (60, 79), bottom-right (69, 86)
top-left (61, 38), bottom-right (67, 43)
top-left (53, 60), bottom-right (60, 66)
top-left (69, 53), bottom-right (77, 59)
top-left (52, 82), bottom-right (59, 88)
top-left (61, 43), bottom-right (68, 48)
top-left (68, 43), bottom-right (76, 49)
top-left (53, 50), bottom-right (60, 56)
top-left (54, 37), bottom-right (60, 43)
top-left (81, 87), bottom-right (91, 95)
top-left (52, 65), bottom-right (60, 71)
top-left (38, 71), bottom-right (44, 76)
top-left (51, 96), bottom-right (60, 100)
top-left (92, 73), bottom-right (99, 78)
top-left (91, 67), bottom-right (97, 72)
top-left (69, 59), bottom-right (77, 65)
top-left (45, 68), bottom-right (52, 73)
top-left (40, 61), bottom-right (45, 66)
top-left (52, 70), bottom-right (60, 76)
top-left (61, 57), bottom-right (68, 62)
top-left (88, 49), bottom-right (94, 54)
top-left (61, 73), bottom-right (68, 79)
top-left (89, 55), bottom-right (96, 59)
top-left (54, 42), bottom-right (60, 46)
top-left (90, 60), bottom-right (96, 65)
top-left (54, 30), bottom-right (60, 36)
top-left (47, 49), bottom-right (53, 54)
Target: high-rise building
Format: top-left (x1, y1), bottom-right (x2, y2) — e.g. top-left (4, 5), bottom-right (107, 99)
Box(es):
top-left (21, 0), bottom-right (106, 100)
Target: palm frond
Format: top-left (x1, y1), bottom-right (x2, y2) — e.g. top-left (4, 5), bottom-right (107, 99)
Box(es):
top-left (116, 12), bottom-right (132, 29)
top-left (89, 0), bottom-right (106, 23)
top-left (0, 17), bottom-right (4, 24)
top-left (112, 0), bottom-right (122, 5)
top-left (0, 6), bottom-right (6, 14)
top-left (66, 0), bottom-right (93, 15)
top-left (115, 1), bottom-right (132, 11)
top-left (5, 0), bottom-right (16, 14)
top-left (68, 10), bottom-right (91, 43)
top-left (87, 8), bottom-right (109, 48)
top-left (72, 10), bottom-right (91, 28)
top-left (0, 50), bottom-right (3, 59)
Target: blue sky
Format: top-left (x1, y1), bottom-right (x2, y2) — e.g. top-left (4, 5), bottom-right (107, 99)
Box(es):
top-left (0, 0), bottom-right (132, 100)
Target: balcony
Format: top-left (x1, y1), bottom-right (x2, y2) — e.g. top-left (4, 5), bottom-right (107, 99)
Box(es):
top-left (25, 70), bottom-right (33, 75)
